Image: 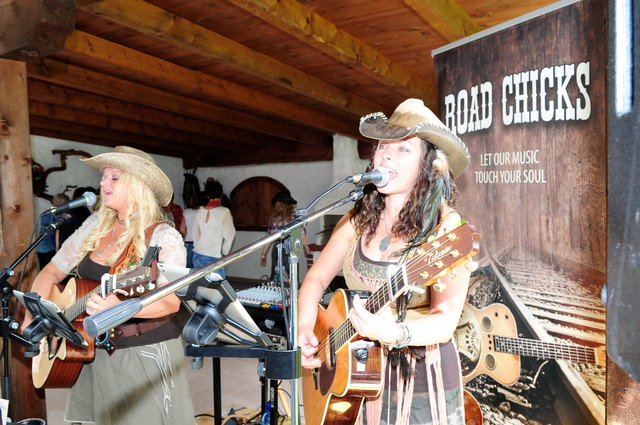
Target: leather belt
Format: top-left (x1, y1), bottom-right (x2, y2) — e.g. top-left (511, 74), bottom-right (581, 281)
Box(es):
top-left (110, 316), bottom-right (173, 339)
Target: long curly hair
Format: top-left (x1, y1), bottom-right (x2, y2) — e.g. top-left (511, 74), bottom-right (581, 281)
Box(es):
top-left (270, 201), bottom-right (295, 227)
top-left (351, 139), bottom-right (459, 251)
top-left (77, 172), bottom-right (166, 265)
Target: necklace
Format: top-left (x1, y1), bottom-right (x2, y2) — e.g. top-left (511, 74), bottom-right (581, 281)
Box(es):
top-left (379, 216), bottom-right (391, 251)
top-left (95, 227), bottom-right (116, 256)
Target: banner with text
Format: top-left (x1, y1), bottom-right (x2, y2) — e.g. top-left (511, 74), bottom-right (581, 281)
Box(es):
top-left (434, 1), bottom-right (606, 423)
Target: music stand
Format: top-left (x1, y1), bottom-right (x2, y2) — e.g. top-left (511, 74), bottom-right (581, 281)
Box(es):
top-left (14, 290), bottom-right (87, 348)
top-left (158, 263), bottom-right (295, 425)
top-left (158, 263), bottom-right (273, 347)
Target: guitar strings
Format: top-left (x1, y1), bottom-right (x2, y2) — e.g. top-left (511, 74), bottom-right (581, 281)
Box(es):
top-left (63, 265), bottom-right (146, 320)
top-left (316, 227), bottom-right (473, 357)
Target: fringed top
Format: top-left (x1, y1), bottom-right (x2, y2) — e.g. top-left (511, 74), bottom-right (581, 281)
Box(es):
top-left (343, 234), bottom-right (462, 425)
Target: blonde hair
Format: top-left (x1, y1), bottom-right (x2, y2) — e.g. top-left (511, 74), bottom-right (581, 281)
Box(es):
top-left (78, 171), bottom-right (165, 265)
top-left (271, 201), bottom-right (295, 227)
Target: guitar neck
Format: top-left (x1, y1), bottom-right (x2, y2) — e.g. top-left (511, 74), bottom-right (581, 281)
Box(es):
top-left (64, 281), bottom-right (111, 322)
top-left (330, 222), bottom-right (479, 352)
top-left (494, 336), bottom-right (597, 364)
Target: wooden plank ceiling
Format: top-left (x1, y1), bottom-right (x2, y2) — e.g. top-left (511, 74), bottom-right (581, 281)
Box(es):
top-left (19, 0), bottom-right (558, 167)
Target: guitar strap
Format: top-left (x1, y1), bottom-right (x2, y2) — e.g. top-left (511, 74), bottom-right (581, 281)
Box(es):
top-left (108, 221), bottom-right (164, 275)
top-left (99, 221), bottom-right (172, 354)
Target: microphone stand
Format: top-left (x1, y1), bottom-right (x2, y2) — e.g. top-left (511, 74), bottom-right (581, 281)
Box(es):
top-left (85, 186), bottom-right (366, 425)
top-left (0, 213), bottom-right (64, 400)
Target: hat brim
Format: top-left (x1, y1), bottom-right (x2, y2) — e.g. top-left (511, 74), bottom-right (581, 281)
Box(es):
top-left (359, 113), bottom-right (470, 178)
top-left (81, 152), bottom-right (173, 206)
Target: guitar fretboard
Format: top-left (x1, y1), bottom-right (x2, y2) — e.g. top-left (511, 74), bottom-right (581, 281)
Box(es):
top-left (494, 336), bottom-right (596, 364)
top-left (64, 284), bottom-right (111, 321)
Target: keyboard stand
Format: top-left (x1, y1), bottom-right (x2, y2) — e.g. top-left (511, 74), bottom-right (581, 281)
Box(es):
top-left (185, 344), bottom-right (299, 425)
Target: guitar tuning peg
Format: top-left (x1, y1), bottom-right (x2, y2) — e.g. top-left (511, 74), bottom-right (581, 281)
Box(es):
top-left (433, 279), bottom-right (447, 293)
top-left (451, 269), bottom-right (459, 282)
top-left (465, 260), bottom-right (479, 272)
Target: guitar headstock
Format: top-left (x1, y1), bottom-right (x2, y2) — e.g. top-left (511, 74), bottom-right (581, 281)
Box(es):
top-left (101, 264), bottom-right (157, 298)
top-left (403, 221), bottom-right (480, 292)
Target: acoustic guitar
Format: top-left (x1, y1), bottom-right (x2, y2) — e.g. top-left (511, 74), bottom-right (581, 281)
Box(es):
top-left (463, 389), bottom-right (483, 425)
top-left (31, 263), bottom-right (158, 388)
top-left (302, 222), bottom-right (480, 425)
top-left (455, 303), bottom-right (606, 386)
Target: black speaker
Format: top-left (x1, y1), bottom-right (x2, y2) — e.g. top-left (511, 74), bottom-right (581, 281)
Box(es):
top-left (606, 0), bottom-right (640, 382)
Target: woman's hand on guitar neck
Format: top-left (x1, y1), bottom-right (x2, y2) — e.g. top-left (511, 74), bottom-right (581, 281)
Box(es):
top-left (350, 294), bottom-right (398, 346)
top-left (86, 292), bottom-right (120, 315)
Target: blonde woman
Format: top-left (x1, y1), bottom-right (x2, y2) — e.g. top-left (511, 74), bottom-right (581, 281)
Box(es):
top-left (22, 146), bottom-right (195, 425)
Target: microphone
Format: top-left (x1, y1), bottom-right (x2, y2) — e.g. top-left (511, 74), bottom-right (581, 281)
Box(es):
top-left (49, 191), bottom-right (97, 215)
top-left (347, 167), bottom-right (391, 187)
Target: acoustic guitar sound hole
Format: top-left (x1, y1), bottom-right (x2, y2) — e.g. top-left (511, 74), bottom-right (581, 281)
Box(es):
top-left (485, 353), bottom-right (496, 370)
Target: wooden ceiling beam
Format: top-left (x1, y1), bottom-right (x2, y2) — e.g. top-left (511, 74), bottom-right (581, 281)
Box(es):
top-left (27, 59), bottom-right (331, 146)
top-left (400, 0), bottom-right (481, 42)
top-left (231, 0), bottom-right (437, 106)
top-left (31, 126), bottom-right (199, 161)
top-left (183, 144), bottom-right (333, 168)
top-left (29, 115), bottom-right (213, 156)
top-left (30, 116), bottom-right (333, 166)
top-left (77, 0), bottom-right (385, 116)
top-left (28, 100), bottom-right (251, 154)
top-left (60, 31), bottom-right (362, 139)
top-left (28, 80), bottom-right (297, 151)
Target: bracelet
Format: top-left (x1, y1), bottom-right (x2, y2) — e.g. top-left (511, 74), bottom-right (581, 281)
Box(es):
top-left (393, 322), bottom-right (412, 349)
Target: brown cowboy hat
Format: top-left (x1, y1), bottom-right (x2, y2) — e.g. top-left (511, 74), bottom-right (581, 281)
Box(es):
top-left (359, 98), bottom-right (470, 177)
top-left (81, 146), bottom-right (173, 206)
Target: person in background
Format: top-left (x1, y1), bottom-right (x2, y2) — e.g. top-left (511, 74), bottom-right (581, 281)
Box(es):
top-left (35, 193), bottom-right (69, 270)
top-left (56, 187), bottom-right (97, 250)
top-left (260, 190), bottom-right (309, 282)
top-left (22, 146), bottom-right (195, 425)
top-left (192, 179), bottom-right (236, 278)
top-left (51, 193), bottom-right (75, 251)
top-left (183, 191), bottom-right (206, 268)
top-left (297, 99), bottom-right (472, 425)
top-left (163, 195), bottom-right (187, 238)
top-left (70, 186), bottom-right (95, 226)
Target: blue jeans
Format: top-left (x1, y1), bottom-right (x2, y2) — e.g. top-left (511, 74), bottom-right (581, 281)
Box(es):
top-left (185, 242), bottom-right (194, 268)
top-left (192, 252), bottom-right (225, 279)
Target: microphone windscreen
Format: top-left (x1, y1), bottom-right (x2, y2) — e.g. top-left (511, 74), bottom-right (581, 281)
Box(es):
top-left (82, 191), bottom-right (97, 208)
top-left (373, 167), bottom-right (391, 187)
top-left (83, 299), bottom-right (143, 337)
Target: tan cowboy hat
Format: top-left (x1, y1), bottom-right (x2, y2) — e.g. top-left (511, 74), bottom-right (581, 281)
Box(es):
top-left (359, 98), bottom-right (470, 177)
top-left (81, 146), bottom-right (173, 206)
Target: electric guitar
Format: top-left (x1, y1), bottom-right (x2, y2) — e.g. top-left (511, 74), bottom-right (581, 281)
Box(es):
top-left (302, 222), bottom-right (480, 425)
top-left (31, 263), bottom-right (159, 388)
top-left (455, 303), bottom-right (606, 386)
